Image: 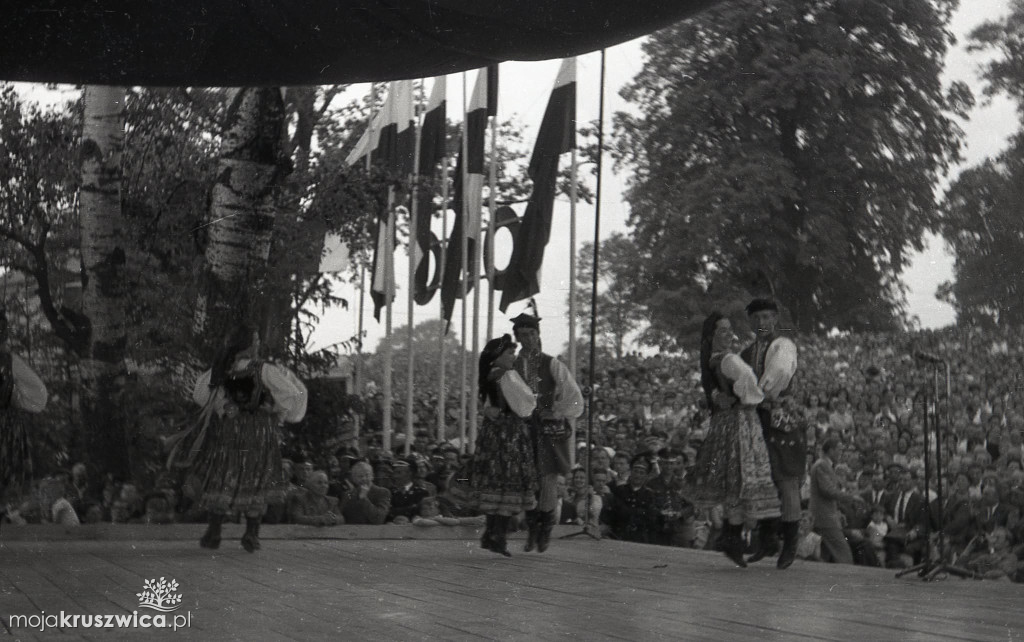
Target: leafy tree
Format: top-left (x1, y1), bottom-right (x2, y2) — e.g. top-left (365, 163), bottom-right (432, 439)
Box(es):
top-left (0, 84), bottom-right (387, 481)
top-left (362, 318), bottom-right (473, 441)
top-left (78, 85), bottom-right (132, 480)
top-left (937, 1), bottom-right (1024, 327)
top-left (939, 138), bottom-right (1024, 327)
top-left (969, 0), bottom-right (1024, 119)
top-left (613, 0), bottom-right (971, 336)
top-left (570, 233), bottom-right (647, 358)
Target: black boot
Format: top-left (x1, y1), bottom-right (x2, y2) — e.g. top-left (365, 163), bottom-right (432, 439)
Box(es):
top-left (746, 518), bottom-right (780, 564)
top-left (200, 513), bottom-right (223, 549)
top-left (481, 514), bottom-right (495, 551)
top-left (490, 515), bottom-right (511, 557)
top-left (524, 510), bottom-right (540, 552)
top-left (536, 511), bottom-right (556, 553)
top-left (722, 523), bottom-right (748, 567)
top-left (777, 520), bottom-right (800, 570)
top-left (241, 517), bottom-right (261, 553)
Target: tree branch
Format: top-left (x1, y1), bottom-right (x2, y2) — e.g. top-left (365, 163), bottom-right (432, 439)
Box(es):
top-left (32, 228), bottom-right (85, 354)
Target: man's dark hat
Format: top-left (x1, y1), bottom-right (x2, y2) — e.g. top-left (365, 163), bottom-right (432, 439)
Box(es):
top-left (511, 312), bottom-right (541, 330)
top-left (745, 298), bottom-right (778, 315)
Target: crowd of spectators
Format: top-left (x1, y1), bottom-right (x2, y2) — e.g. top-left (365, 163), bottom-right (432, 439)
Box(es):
top-left (4, 325), bottom-right (1024, 581)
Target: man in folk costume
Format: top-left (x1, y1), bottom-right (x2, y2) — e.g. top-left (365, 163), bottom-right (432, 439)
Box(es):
top-left (511, 313), bottom-right (584, 553)
top-left (739, 298), bottom-right (802, 569)
top-left (0, 306), bottom-right (48, 516)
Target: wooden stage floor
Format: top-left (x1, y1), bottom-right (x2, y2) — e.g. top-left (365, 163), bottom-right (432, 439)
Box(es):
top-left (1, 528), bottom-right (1022, 641)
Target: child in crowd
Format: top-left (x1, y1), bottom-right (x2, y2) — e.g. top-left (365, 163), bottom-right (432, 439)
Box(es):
top-left (796, 512), bottom-right (822, 561)
top-left (865, 505), bottom-right (888, 558)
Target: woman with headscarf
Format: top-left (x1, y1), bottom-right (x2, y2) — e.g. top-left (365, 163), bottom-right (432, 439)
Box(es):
top-left (169, 324), bottom-right (306, 552)
top-left (687, 312), bottom-right (780, 567)
top-left (465, 334), bottom-right (538, 556)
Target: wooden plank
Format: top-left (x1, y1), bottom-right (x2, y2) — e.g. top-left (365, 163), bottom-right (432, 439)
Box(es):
top-left (2, 538), bottom-right (1023, 641)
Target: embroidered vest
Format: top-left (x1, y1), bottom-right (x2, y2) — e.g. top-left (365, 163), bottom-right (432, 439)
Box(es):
top-left (0, 352), bottom-right (13, 410)
top-left (223, 360), bottom-right (266, 413)
top-left (515, 352), bottom-right (555, 413)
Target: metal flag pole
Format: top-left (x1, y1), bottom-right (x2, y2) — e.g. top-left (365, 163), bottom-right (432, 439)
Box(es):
top-left (458, 72), bottom-right (469, 453)
top-left (486, 104), bottom-right (498, 341)
top-left (354, 82), bottom-right (377, 446)
top-left (382, 186), bottom-right (395, 454)
top-left (355, 264), bottom-right (365, 440)
top-left (564, 51), bottom-right (603, 542)
top-left (406, 79), bottom-right (423, 456)
top-left (437, 150), bottom-right (450, 444)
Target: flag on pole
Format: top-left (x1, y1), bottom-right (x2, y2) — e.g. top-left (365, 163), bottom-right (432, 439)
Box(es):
top-left (414, 76), bottom-right (447, 304)
top-left (499, 58), bottom-right (575, 312)
top-left (318, 233), bottom-right (350, 273)
top-left (440, 69), bottom-right (489, 324)
top-left (346, 80), bottom-right (416, 175)
top-left (349, 80), bottom-right (415, 320)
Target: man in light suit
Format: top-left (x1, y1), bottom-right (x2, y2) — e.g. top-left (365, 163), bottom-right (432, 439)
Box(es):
top-left (809, 438), bottom-right (863, 564)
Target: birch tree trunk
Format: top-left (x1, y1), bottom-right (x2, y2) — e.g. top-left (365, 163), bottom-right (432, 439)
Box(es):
top-left (188, 88), bottom-right (287, 383)
top-left (79, 85), bottom-right (130, 479)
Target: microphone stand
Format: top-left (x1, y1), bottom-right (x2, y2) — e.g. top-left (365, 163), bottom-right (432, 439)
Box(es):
top-left (896, 358), bottom-right (975, 581)
top-left (562, 386), bottom-right (600, 541)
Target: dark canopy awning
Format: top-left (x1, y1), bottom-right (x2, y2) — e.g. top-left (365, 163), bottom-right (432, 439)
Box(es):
top-left (2, 0), bottom-right (718, 86)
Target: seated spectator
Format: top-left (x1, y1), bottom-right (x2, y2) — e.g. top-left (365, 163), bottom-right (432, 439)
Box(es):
top-left (326, 456), bottom-right (348, 498)
top-left (609, 454), bottom-right (657, 543)
top-left (978, 483), bottom-right (1011, 533)
top-left (389, 459), bottom-right (431, 523)
top-left (646, 448), bottom-right (695, 548)
top-left (264, 458), bottom-right (298, 524)
top-left (373, 458), bottom-right (394, 492)
top-left (865, 506), bottom-right (889, 560)
top-left (143, 492), bottom-right (176, 525)
top-left (68, 463), bottom-right (100, 519)
top-left (883, 468), bottom-right (930, 568)
top-left (411, 456), bottom-right (437, 496)
top-left (288, 470), bottom-right (342, 526)
top-left (110, 483), bottom-right (144, 524)
top-left (11, 477), bottom-right (80, 527)
top-left (339, 461), bottom-right (390, 525)
top-left (959, 527), bottom-right (1022, 581)
top-left (412, 496), bottom-right (485, 527)
top-left (795, 512), bottom-right (823, 562)
top-left (610, 452), bottom-right (631, 486)
top-left (564, 467), bottom-right (602, 535)
top-left (695, 503), bottom-right (723, 551)
top-left (426, 446), bottom-right (459, 493)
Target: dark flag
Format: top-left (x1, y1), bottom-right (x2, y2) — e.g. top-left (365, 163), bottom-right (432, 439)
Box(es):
top-left (499, 58), bottom-right (575, 312)
top-left (347, 80), bottom-right (415, 320)
top-left (414, 77), bottom-right (447, 304)
top-left (440, 69), bottom-right (489, 325)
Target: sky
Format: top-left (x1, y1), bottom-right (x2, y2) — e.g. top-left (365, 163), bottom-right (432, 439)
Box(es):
top-left (309, 0), bottom-right (1019, 361)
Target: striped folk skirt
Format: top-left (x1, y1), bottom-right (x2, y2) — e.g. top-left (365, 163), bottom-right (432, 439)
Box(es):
top-left (465, 412), bottom-right (538, 516)
top-left (186, 410), bottom-right (283, 518)
top-left (687, 405), bottom-right (781, 521)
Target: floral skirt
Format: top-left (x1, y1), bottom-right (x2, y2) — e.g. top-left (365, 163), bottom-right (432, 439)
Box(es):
top-left (463, 412), bottom-right (537, 516)
top-left (687, 406), bottom-right (780, 520)
top-left (0, 410), bottom-right (33, 496)
top-left (185, 411), bottom-right (283, 518)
